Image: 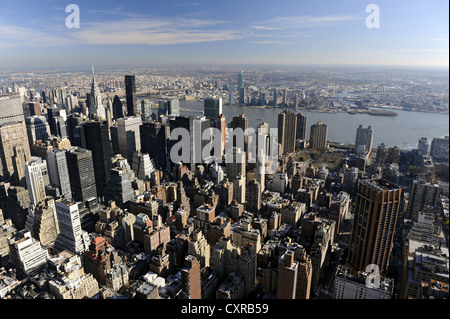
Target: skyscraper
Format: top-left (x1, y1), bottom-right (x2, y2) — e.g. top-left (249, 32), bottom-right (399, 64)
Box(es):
top-left (230, 114), bottom-right (248, 157)
top-left (140, 121), bottom-right (168, 170)
top-left (103, 167), bottom-right (134, 210)
top-left (296, 113), bottom-right (306, 140)
top-left (0, 121), bottom-right (31, 186)
top-left (277, 250), bottom-right (298, 299)
top-left (278, 110), bottom-right (297, 154)
top-left (228, 85), bottom-right (235, 105)
top-left (47, 149), bottom-right (72, 200)
top-left (0, 93), bottom-right (24, 126)
top-left (112, 95), bottom-right (124, 120)
top-left (237, 71), bottom-right (244, 90)
top-left (226, 147), bottom-right (246, 181)
top-left (158, 99), bottom-right (180, 118)
top-left (9, 230), bottom-right (48, 275)
top-left (355, 125), bottom-right (374, 155)
top-left (346, 179), bottom-right (402, 274)
top-left (204, 98), bottom-right (223, 120)
top-left (309, 121), bottom-right (328, 150)
top-left (125, 75), bottom-right (138, 116)
top-left (113, 116), bottom-right (142, 165)
top-left (24, 159), bottom-right (47, 206)
top-left (407, 180), bottom-right (439, 221)
top-left (88, 66), bottom-right (106, 120)
top-left (78, 120), bottom-right (112, 197)
top-left (238, 87), bottom-right (245, 105)
top-left (54, 199), bottom-right (90, 254)
top-left (430, 136), bottom-right (449, 162)
top-left (180, 255), bottom-right (202, 299)
top-left (417, 137), bottom-right (429, 155)
top-left (25, 116), bottom-right (50, 148)
top-left (65, 147), bottom-right (98, 211)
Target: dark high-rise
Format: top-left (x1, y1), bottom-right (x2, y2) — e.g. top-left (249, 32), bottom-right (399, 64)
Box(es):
top-left (230, 114), bottom-right (248, 152)
top-left (66, 113), bottom-right (86, 147)
top-left (125, 75), bottom-right (137, 116)
top-left (180, 255), bottom-right (202, 299)
top-left (112, 95), bottom-right (124, 120)
top-left (140, 121), bottom-right (168, 170)
top-left (278, 110), bottom-right (297, 154)
top-left (346, 179), bottom-right (401, 275)
top-left (296, 113), bottom-right (306, 140)
top-left (78, 120), bottom-right (112, 197)
top-left (204, 98), bottom-right (223, 120)
top-left (65, 147), bottom-right (98, 211)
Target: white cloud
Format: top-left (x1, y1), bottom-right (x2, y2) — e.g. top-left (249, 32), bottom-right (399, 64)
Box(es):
top-left (255, 14), bottom-right (362, 30)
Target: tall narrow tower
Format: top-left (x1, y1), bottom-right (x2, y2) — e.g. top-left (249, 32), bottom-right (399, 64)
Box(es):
top-left (346, 179), bottom-right (401, 274)
top-left (125, 75), bottom-right (138, 116)
top-left (89, 66), bottom-right (106, 120)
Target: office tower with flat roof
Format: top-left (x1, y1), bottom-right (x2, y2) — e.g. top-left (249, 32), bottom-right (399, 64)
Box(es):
top-left (113, 116), bottom-right (142, 165)
top-left (54, 199), bottom-right (90, 254)
top-left (296, 113), bottom-right (306, 140)
top-left (246, 179), bottom-right (261, 212)
top-left (0, 121), bottom-right (31, 186)
top-left (78, 120), bottom-right (112, 197)
top-left (47, 149), bottom-right (72, 200)
top-left (237, 71), bottom-right (244, 89)
top-left (0, 93), bottom-right (24, 126)
top-left (180, 255), bottom-right (202, 299)
top-left (309, 121), bottom-right (328, 150)
top-left (9, 229), bottom-right (48, 275)
top-left (226, 147), bottom-right (245, 181)
top-left (418, 137), bottom-right (429, 155)
top-left (28, 102), bottom-right (41, 116)
top-left (333, 265), bottom-right (394, 299)
top-left (65, 147), bottom-right (98, 211)
top-left (204, 97), bottom-right (223, 120)
top-left (430, 136), bottom-right (449, 162)
top-left (278, 110), bottom-right (297, 154)
top-left (347, 179), bottom-right (402, 274)
top-left (125, 75), bottom-right (138, 116)
top-left (24, 159), bottom-right (47, 207)
top-left (112, 95), bottom-right (124, 120)
top-left (277, 250), bottom-right (298, 299)
top-left (103, 167), bottom-right (134, 210)
top-left (355, 125), bottom-right (374, 155)
top-left (66, 113), bottom-right (86, 147)
top-left (158, 99), bottom-right (180, 118)
top-left (25, 116), bottom-right (50, 148)
top-left (407, 180), bottom-right (439, 221)
top-left (140, 121), bottom-right (167, 171)
top-left (230, 113), bottom-right (248, 157)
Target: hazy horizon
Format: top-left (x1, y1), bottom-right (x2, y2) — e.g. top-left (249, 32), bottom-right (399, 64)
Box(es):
top-left (0, 0), bottom-right (448, 70)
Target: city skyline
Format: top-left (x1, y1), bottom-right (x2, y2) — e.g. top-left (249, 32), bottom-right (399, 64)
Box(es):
top-left (0, 0), bottom-right (448, 69)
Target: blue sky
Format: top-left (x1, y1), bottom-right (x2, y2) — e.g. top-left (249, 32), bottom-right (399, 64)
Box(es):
top-left (0, 0), bottom-right (448, 69)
